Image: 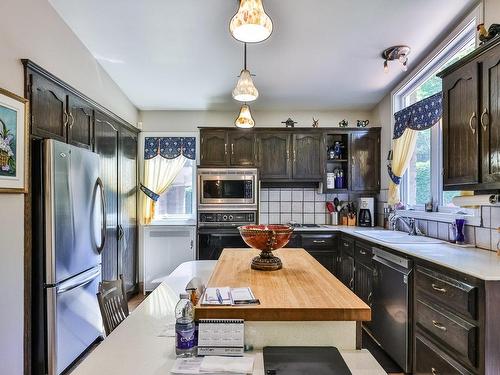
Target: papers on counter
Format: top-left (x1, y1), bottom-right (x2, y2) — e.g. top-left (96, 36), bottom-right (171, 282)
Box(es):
top-left (201, 287), bottom-right (258, 306)
top-left (170, 356), bottom-right (254, 374)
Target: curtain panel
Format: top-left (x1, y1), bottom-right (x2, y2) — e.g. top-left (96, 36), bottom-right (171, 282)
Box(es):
top-left (141, 137), bottom-right (196, 224)
top-left (388, 92), bottom-right (443, 205)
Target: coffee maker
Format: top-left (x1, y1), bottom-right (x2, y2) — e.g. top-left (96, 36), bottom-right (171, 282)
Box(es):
top-left (358, 197), bottom-right (375, 227)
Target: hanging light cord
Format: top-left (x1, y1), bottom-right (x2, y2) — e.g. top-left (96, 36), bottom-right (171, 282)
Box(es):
top-left (244, 43), bottom-right (247, 70)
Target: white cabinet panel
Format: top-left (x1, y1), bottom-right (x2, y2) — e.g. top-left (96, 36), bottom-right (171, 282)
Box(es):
top-left (143, 226), bottom-right (196, 292)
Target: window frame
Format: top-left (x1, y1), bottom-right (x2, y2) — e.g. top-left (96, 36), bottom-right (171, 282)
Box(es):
top-left (392, 13), bottom-right (478, 213)
top-left (138, 131), bottom-right (199, 226)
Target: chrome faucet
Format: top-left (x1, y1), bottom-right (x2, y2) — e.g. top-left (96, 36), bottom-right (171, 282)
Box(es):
top-left (388, 212), bottom-right (422, 236)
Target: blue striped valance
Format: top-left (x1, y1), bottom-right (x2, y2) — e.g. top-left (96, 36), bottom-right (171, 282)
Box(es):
top-left (393, 92), bottom-right (443, 139)
top-left (144, 137), bottom-right (196, 160)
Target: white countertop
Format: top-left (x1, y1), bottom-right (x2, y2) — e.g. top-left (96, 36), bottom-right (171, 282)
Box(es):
top-left (296, 225), bottom-right (500, 281)
top-left (70, 261), bottom-right (385, 375)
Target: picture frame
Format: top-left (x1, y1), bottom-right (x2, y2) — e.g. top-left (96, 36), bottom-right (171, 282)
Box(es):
top-left (0, 87), bottom-right (28, 193)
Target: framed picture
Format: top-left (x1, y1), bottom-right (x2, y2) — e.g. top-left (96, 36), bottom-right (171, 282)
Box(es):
top-left (0, 87), bottom-right (28, 193)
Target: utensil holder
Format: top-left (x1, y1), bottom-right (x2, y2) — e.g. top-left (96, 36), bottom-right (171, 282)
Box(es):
top-left (329, 212), bottom-right (339, 225)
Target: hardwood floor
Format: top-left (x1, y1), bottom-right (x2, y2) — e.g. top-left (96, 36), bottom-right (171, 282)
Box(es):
top-left (128, 292), bottom-right (147, 312)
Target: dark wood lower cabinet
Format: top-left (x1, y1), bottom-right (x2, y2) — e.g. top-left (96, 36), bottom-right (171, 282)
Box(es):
top-left (338, 252), bottom-right (355, 291)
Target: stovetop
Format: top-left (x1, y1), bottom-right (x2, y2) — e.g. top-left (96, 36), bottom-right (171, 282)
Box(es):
top-left (288, 223), bottom-right (321, 228)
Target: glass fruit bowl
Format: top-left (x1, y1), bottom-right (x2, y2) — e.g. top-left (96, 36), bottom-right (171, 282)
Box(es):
top-left (238, 224), bottom-right (294, 271)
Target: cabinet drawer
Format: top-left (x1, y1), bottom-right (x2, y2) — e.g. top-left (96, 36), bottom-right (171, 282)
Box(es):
top-left (416, 266), bottom-right (477, 320)
top-left (415, 335), bottom-right (474, 375)
top-left (340, 236), bottom-right (354, 256)
top-left (355, 241), bottom-right (372, 265)
top-left (416, 299), bottom-right (477, 368)
top-left (301, 234), bottom-right (337, 251)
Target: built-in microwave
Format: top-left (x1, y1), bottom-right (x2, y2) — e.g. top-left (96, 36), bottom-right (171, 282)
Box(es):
top-left (197, 168), bottom-right (258, 211)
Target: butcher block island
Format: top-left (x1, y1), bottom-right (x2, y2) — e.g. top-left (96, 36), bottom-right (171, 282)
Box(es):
top-left (196, 248), bottom-right (371, 350)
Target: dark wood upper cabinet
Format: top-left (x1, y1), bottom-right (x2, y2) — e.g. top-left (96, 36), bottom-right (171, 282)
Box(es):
top-left (481, 44), bottom-right (500, 184)
top-left (67, 95), bottom-right (94, 149)
top-left (257, 132), bottom-right (292, 179)
top-left (200, 129), bottom-right (228, 166)
top-left (350, 130), bottom-right (380, 191)
top-left (442, 63), bottom-right (479, 188)
top-left (29, 73), bottom-right (68, 142)
top-left (292, 133), bottom-right (322, 180)
top-left (228, 130), bottom-right (256, 166)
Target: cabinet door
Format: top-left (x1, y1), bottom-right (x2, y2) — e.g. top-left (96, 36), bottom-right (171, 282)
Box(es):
top-left (29, 73), bottom-right (68, 141)
top-left (442, 63), bottom-right (479, 187)
top-left (257, 132), bottom-right (292, 179)
top-left (94, 113), bottom-right (119, 281)
top-left (351, 130), bottom-right (380, 191)
top-left (292, 133), bottom-right (322, 180)
top-left (228, 130), bottom-right (256, 166)
top-left (200, 130), bottom-right (228, 166)
top-left (481, 46), bottom-right (500, 184)
top-left (118, 126), bottom-right (138, 294)
top-left (339, 253), bottom-right (355, 291)
top-left (67, 95), bottom-right (93, 149)
top-left (309, 251), bottom-right (337, 275)
top-left (355, 262), bottom-right (373, 305)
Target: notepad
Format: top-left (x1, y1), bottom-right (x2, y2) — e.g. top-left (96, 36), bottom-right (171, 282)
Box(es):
top-left (201, 287), bottom-right (257, 306)
top-left (197, 319), bottom-right (245, 356)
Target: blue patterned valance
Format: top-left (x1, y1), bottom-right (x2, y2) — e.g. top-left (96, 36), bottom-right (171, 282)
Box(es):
top-left (393, 92), bottom-right (443, 139)
top-left (144, 137), bottom-right (196, 160)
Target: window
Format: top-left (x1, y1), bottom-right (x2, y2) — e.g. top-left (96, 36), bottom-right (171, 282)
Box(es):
top-left (394, 19), bottom-right (476, 210)
top-left (153, 159), bottom-right (196, 222)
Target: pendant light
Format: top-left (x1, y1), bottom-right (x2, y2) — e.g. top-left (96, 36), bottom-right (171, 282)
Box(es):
top-left (229, 0), bottom-right (273, 43)
top-left (232, 43), bottom-right (259, 102)
top-left (235, 103), bottom-right (255, 128)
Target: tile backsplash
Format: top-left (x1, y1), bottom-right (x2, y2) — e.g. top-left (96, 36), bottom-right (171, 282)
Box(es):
top-left (376, 188), bottom-right (500, 252)
top-left (259, 188), bottom-right (349, 225)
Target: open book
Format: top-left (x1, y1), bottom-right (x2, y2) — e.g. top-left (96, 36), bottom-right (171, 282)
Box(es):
top-left (201, 287), bottom-right (258, 306)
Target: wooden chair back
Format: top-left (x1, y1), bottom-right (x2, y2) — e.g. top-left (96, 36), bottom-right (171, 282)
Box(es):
top-left (97, 274), bottom-right (129, 335)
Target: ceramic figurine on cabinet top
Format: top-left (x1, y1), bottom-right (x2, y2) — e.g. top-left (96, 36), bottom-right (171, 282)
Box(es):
top-left (312, 117), bottom-right (319, 128)
top-left (357, 120), bottom-right (369, 128)
top-left (339, 119), bottom-right (348, 128)
top-left (282, 118), bottom-right (297, 128)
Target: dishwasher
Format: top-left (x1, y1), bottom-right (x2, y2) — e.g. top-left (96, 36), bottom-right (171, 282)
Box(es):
top-left (371, 247), bottom-right (413, 373)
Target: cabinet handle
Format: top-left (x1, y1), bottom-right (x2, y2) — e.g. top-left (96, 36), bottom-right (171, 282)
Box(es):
top-left (349, 278), bottom-right (354, 289)
top-left (68, 112), bottom-right (75, 128)
top-left (190, 240), bottom-right (194, 250)
top-left (312, 240), bottom-right (326, 244)
top-left (367, 292), bottom-right (373, 305)
top-left (431, 368), bottom-right (438, 375)
top-left (224, 143), bottom-right (227, 155)
top-left (432, 320), bottom-right (447, 331)
top-left (293, 149), bottom-right (296, 163)
top-left (343, 242), bottom-right (349, 247)
top-left (286, 149), bottom-right (290, 161)
top-left (431, 283), bottom-right (447, 293)
top-left (481, 108), bottom-right (489, 131)
top-left (231, 143), bottom-right (234, 155)
top-left (359, 250), bottom-right (367, 255)
top-left (469, 111), bottom-right (476, 135)
top-left (63, 112), bottom-right (69, 126)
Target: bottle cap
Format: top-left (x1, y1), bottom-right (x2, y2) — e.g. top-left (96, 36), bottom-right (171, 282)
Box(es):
top-left (179, 293), bottom-right (189, 299)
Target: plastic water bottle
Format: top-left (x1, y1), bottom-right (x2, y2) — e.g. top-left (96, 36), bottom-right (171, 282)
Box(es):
top-left (175, 293), bottom-right (196, 357)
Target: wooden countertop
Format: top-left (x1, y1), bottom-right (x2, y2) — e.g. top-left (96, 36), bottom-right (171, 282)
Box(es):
top-left (195, 249), bottom-right (371, 321)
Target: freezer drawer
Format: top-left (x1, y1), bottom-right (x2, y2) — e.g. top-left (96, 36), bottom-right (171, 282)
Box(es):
top-left (47, 266), bottom-right (103, 375)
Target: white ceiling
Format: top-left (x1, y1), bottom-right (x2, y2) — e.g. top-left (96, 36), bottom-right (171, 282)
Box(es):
top-left (49, 0), bottom-right (476, 111)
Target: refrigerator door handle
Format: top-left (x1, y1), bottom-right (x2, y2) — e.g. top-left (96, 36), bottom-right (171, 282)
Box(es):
top-left (96, 177), bottom-right (107, 254)
top-left (56, 267), bottom-right (101, 295)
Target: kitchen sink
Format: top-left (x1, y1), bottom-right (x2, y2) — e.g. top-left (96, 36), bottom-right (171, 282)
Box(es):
top-left (354, 230), bottom-right (444, 244)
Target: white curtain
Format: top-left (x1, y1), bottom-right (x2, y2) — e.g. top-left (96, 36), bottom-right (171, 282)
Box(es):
top-left (141, 155), bottom-right (187, 224)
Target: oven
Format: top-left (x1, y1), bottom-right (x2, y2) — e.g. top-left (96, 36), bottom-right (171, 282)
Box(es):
top-left (197, 211), bottom-right (256, 260)
top-left (197, 168), bottom-right (258, 211)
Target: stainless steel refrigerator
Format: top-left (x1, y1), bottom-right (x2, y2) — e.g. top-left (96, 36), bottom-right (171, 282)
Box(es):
top-left (32, 139), bottom-right (105, 375)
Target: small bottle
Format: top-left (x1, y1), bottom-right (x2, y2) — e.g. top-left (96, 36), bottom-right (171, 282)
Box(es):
top-left (175, 293), bottom-right (196, 357)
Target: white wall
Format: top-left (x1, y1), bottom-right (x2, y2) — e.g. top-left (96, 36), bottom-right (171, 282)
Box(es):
top-left (485, 0), bottom-right (500, 26)
top-left (139, 110), bottom-right (375, 132)
top-left (0, 0), bottom-right (138, 373)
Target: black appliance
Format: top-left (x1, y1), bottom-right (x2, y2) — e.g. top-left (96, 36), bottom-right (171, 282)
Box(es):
top-left (197, 211), bottom-right (256, 260)
top-left (358, 197), bottom-right (375, 227)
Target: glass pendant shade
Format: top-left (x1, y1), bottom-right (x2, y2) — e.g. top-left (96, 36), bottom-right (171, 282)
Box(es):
top-left (232, 69), bottom-right (259, 102)
top-left (235, 104), bottom-right (255, 128)
top-left (229, 0), bottom-right (273, 43)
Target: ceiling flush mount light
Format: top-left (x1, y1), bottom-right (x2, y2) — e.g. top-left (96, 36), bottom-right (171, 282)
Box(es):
top-left (232, 44), bottom-right (259, 102)
top-left (235, 103), bottom-right (255, 128)
top-left (382, 45), bottom-right (411, 73)
top-left (230, 0), bottom-right (273, 43)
